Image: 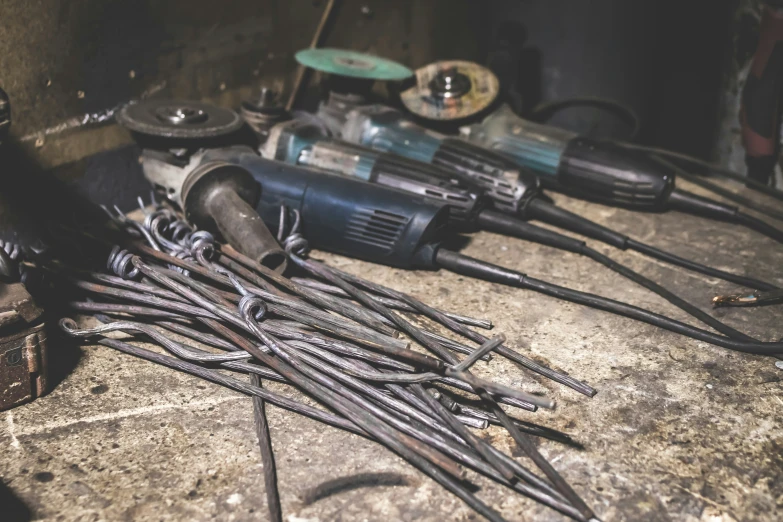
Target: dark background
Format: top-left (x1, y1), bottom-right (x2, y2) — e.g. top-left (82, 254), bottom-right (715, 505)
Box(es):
top-left (0, 0), bottom-right (753, 227)
top-left (482, 0), bottom-right (741, 156)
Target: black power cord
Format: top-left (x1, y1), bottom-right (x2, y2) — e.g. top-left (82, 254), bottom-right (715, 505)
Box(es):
top-left (621, 142), bottom-right (783, 202)
top-left (531, 96), bottom-right (641, 141)
top-left (524, 199), bottom-right (779, 291)
top-left (436, 249), bottom-right (783, 356)
top-left (477, 210), bottom-right (759, 341)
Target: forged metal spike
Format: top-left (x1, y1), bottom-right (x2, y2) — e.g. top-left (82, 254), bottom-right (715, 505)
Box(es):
top-left (219, 245), bottom-right (398, 336)
top-left (132, 256), bottom-right (445, 370)
top-left (58, 319), bottom-right (362, 434)
top-left (327, 264), bottom-right (596, 397)
top-left (52, 204), bottom-right (600, 521)
top-left (452, 335), bottom-right (505, 371)
top-left (64, 319), bottom-right (252, 363)
top-left (290, 276), bottom-right (494, 330)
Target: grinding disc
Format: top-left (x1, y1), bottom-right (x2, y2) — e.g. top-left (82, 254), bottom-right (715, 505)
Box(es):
top-left (295, 48), bottom-right (413, 81)
top-left (116, 100), bottom-right (243, 139)
top-left (400, 60), bottom-right (500, 121)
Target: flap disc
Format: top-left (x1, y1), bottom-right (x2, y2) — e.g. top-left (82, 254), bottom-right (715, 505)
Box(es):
top-left (295, 48), bottom-right (413, 81)
top-left (116, 100), bottom-right (243, 139)
top-left (400, 60), bottom-right (500, 121)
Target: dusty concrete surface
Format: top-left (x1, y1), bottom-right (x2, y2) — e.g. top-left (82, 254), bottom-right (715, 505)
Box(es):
top-left (1, 177), bottom-right (782, 522)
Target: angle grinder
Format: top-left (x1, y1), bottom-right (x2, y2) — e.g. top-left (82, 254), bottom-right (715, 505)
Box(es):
top-left (116, 100), bottom-right (287, 272)
top-left (295, 48), bottom-right (413, 136)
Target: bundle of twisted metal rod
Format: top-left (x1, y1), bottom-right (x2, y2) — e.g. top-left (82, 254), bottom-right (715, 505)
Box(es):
top-left (53, 204), bottom-right (600, 522)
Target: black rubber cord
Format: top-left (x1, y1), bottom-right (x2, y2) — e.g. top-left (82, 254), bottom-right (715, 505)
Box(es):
top-left (524, 198), bottom-right (778, 291)
top-left (579, 247), bottom-right (756, 342)
top-left (668, 188), bottom-right (783, 246)
top-left (626, 239), bottom-right (778, 291)
top-left (478, 210), bottom-right (758, 341)
top-left (735, 211), bottom-right (783, 244)
top-left (649, 154), bottom-right (783, 223)
top-left (436, 249), bottom-right (783, 355)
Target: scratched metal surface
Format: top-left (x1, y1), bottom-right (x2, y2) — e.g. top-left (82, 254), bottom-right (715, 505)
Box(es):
top-left (1, 176), bottom-right (781, 521)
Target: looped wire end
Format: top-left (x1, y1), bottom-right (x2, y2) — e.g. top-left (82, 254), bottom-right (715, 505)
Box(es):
top-left (277, 206), bottom-right (310, 257)
top-left (107, 246), bottom-right (140, 279)
top-left (58, 317), bottom-right (80, 335)
top-left (239, 295), bottom-right (268, 321)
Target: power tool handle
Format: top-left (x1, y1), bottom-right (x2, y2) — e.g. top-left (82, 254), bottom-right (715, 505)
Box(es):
top-left (557, 138), bottom-right (675, 210)
top-left (206, 187), bottom-right (287, 272)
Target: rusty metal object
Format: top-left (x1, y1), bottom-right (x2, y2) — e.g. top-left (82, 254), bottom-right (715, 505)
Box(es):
top-left (713, 288), bottom-right (783, 307)
top-left (0, 282), bottom-right (47, 410)
top-left (241, 88), bottom-right (289, 140)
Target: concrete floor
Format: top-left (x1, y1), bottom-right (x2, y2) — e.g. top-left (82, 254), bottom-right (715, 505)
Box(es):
top-left (1, 178), bottom-right (782, 522)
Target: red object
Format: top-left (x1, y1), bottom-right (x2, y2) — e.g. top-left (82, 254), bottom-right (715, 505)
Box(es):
top-left (741, 6), bottom-right (783, 183)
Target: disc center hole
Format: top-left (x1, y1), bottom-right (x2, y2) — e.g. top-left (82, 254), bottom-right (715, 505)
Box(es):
top-left (156, 106), bottom-right (209, 125)
top-left (333, 56), bottom-right (375, 70)
top-left (429, 67), bottom-right (472, 99)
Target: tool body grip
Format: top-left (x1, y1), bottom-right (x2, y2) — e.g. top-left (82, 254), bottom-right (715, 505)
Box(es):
top-left (556, 138), bottom-right (675, 210)
top-left (180, 157), bottom-right (288, 273)
top-left (235, 152), bottom-right (450, 269)
top-left (206, 187), bottom-right (287, 271)
top-left (371, 153), bottom-right (484, 228)
top-left (468, 105), bottom-right (673, 210)
top-left (433, 138), bottom-right (540, 214)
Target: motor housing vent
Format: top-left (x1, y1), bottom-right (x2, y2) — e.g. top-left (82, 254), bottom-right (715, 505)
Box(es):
top-left (345, 208), bottom-right (409, 252)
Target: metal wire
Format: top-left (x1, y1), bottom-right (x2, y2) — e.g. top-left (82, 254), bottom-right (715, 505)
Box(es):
top-left (50, 203), bottom-right (601, 521)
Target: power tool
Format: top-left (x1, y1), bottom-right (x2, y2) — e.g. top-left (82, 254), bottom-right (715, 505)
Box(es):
top-left (337, 104), bottom-right (778, 292)
top-left (205, 145), bottom-right (783, 355)
top-left (388, 59), bottom-right (783, 244)
top-left (294, 48), bottom-right (414, 136)
top-left (118, 99), bottom-right (783, 354)
top-left (257, 117), bottom-right (767, 340)
top-left (261, 118), bottom-right (486, 229)
top-left (463, 104), bottom-right (783, 244)
top-left (116, 100), bottom-right (287, 273)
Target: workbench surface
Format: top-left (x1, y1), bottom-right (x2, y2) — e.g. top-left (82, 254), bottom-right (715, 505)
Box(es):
top-left (2, 178), bottom-right (781, 522)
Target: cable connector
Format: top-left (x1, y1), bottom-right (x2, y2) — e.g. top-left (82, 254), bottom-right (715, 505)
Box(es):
top-left (713, 289), bottom-right (783, 307)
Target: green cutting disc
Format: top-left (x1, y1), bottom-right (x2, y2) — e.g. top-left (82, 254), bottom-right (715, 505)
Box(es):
top-left (295, 48), bottom-right (413, 81)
